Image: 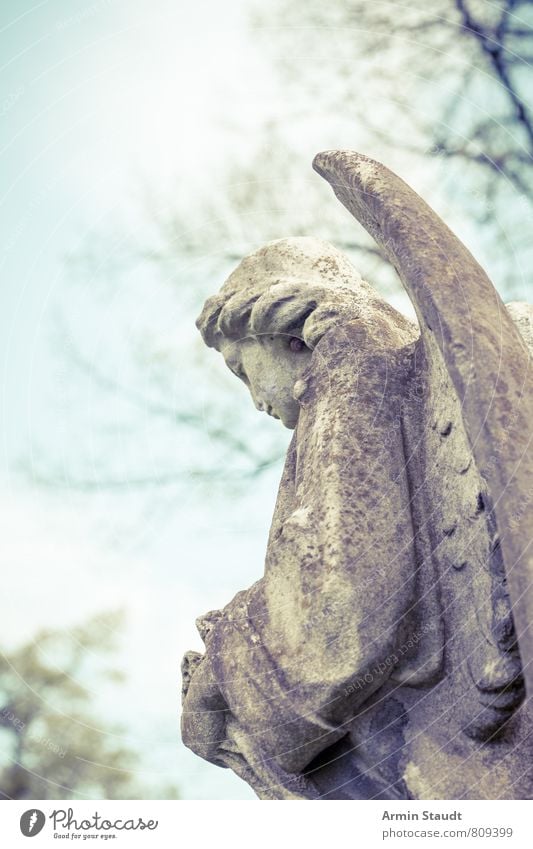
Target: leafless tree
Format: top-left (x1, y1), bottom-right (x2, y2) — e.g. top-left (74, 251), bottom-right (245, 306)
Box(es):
top-left (253, 0), bottom-right (533, 294)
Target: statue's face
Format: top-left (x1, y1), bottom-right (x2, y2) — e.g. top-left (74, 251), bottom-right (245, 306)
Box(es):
top-left (220, 334), bottom-right (312, 429)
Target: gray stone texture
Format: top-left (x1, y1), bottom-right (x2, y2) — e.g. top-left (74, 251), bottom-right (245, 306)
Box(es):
top-left (181, 152), bottom-right (533, 800)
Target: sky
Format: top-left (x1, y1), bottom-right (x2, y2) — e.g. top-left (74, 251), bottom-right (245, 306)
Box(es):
top-left (0, 0), bottom-right (282, 800)
top-left (1, 0), bottom-right (531, 802)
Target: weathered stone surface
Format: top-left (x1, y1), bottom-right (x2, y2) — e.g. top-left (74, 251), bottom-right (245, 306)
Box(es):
top-left (313, 151), bottom-right (533, 699)
top-left (181, 153), bottom-right (533, 800)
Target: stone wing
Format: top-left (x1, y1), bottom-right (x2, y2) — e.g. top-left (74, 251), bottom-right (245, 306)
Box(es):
top-left (313, 150), bottom-right (533, 698)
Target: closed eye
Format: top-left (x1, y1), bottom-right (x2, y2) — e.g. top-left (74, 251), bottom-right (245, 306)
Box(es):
top-left (288, 336), bottom-right (305, 352)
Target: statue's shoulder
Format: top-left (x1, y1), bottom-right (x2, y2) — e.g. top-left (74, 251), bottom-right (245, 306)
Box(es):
top-left (307, 316), bottom-right (417, 378)
top-left (295, 318), bottom-right (419, 414)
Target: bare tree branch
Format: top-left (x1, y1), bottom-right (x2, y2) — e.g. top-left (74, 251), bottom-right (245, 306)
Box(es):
top-left (455, 0), bottom-right (533, 148)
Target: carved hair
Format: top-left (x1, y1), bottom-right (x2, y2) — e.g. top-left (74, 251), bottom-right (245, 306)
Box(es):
top-left (196, 237), bottom-right (416, 350)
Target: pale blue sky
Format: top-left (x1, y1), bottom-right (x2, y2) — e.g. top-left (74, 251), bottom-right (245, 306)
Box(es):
top-left (0, 0), bottom-right (278, 800)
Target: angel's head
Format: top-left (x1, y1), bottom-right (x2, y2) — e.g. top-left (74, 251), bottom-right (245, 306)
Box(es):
top-left (196, 237), bottom-right (415, 429)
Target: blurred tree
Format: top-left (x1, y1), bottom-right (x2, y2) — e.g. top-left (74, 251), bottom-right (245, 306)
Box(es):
top-left (0, 612), bottom-right (177, 799)
top-left (253, 0), bottom-right (533, 293)
top-left (28, 1), bottom-right (532, 505)
top-left (29, 134), bottom-right (399, 504)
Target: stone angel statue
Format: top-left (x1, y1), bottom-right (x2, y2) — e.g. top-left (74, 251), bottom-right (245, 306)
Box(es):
top-left (180, 152), bottom-right (533, 800)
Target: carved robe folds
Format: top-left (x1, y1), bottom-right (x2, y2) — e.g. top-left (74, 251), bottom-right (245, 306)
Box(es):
top-left (182, 319), bottom-right (531, 799)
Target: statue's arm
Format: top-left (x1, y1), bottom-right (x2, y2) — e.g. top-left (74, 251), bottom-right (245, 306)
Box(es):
top-left (260, 330), bottom-right (418, 720)
top-left (184, 330), bottom-right (418, 775)
top-left (182, 327), bottom-right (419, 779)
